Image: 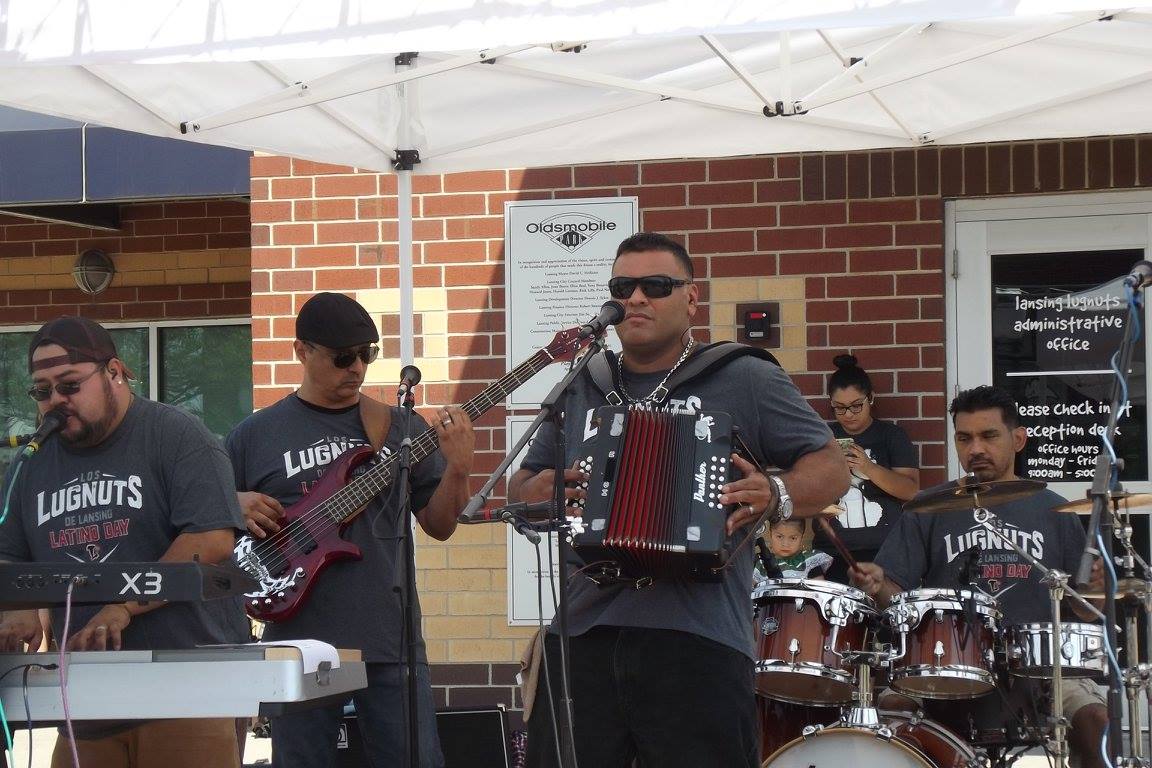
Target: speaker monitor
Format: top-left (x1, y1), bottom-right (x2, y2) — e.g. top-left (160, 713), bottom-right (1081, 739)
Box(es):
top-left (338, 705), bottom-right (511, 768)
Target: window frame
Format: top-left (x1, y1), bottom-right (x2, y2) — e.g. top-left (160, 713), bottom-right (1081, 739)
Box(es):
top-left (0, 317), bottom-right (250, 403)
top-left (945, 189), bottom-right (1152, 497)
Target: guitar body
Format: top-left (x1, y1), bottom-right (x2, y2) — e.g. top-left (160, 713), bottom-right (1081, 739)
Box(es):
top-left (236, 445), bottom-right (377, 623)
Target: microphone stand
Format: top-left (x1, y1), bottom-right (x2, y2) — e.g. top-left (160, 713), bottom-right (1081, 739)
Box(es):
top-left (1076, 279), bottom-right (1145, 764)
top-left (392, 384), bottom-right (422, 768)
top-left (459, 335), bottom-right (608, 768)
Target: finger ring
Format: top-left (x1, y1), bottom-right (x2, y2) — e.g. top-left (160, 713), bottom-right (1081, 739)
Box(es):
top-left (96, 625), bottom-right (107, 631)
top-left (441, 418), bottom-right (452, 427)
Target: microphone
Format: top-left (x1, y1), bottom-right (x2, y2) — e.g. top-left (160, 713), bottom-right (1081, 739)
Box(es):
top-left (22, 409), bottom-right (68, 454)
top-left (958, 544), bottom-right (981, 587)
top-left (754, 537), bottom-right (783, 579)
top-left (396, 364), bottom-right (422, 398)
top-left (1123, 260), bottom-right (1152, 289)
top-left (458, 501), bottom-right (555, 524)
top-left (577, 300), bottom-right (626, 339)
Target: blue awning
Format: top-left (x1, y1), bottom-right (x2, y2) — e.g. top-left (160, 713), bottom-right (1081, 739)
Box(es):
top-left (0, 106), bottom-right (250, 207)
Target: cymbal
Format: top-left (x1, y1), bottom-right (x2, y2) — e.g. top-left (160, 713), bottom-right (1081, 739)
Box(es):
top-left (905, 478), bottom-right (1047, 514)
top-left (1052, 493), bottom-right (1152, 515)
top-left (1080, 577), bottom-right (1151, 602)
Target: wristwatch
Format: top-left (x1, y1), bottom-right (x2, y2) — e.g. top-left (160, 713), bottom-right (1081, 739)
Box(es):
top-left (767, 475), bottom-right (793, 524)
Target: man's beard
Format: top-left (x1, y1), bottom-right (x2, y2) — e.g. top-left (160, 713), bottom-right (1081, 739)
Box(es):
top-left (61, 376), bottom-right (118, 448)
top-left (965, 461), bottom-right (1006, 483)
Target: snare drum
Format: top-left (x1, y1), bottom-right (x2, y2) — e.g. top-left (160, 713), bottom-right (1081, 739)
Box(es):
top-left (1008, 622), bottom-right (1106, 679)
top-left (885, 589), bottom-right (1000, 699)
top-left (762, 711), bottom-right (977, 768)
top-left (753, 579), bottom-right (877, 704)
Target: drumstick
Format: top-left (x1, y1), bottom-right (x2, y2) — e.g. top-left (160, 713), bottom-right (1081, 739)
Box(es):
top-left (817, 516), bottom-right (859, 572)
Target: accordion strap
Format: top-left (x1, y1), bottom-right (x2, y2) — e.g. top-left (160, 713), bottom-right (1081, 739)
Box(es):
top-left (585, 341), bottom-right (780, 405)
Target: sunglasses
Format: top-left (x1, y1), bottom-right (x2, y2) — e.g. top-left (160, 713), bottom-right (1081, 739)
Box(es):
top-left (306, 342), bottom-right (380, 369)
top-left (28, 364), bottom-right (107, 402)
top-left (608, 275), bottom-right (691, 300)
top-left (831, 400), bottom-right (868, 415)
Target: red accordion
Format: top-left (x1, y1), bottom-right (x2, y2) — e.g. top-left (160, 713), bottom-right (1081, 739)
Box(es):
top-left (573, 406), bottom-right (735, 581)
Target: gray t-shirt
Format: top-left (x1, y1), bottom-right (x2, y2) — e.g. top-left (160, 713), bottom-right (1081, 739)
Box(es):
top-left (0, 397), bottom-right (249, 649)
top-left (225, 394), bottom-right (444, 663)
top-left (519, 353), bottom-right (833, 658)
top-left (874, 482), bottom-right (1081, 624)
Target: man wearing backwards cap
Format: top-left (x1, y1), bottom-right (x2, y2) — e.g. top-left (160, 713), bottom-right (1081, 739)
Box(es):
top-left (226, 292), bottom-right (475, 768)
top-left (0, 316), bottom-right (250, 768)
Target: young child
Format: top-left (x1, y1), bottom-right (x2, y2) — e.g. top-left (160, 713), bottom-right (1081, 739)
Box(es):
top-left (755, 518), bottom-right (833, 583)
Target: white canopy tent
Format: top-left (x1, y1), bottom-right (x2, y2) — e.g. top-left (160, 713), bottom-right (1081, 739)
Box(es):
top-left (2, 1), bottom-right (1151, 358)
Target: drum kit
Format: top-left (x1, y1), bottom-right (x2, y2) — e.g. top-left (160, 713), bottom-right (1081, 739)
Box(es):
top-left (753, 478), bottom-right (1152, 768)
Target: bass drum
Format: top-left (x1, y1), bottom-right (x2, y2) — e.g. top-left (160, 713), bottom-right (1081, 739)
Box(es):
top-left (757, 697), bottom-right (842, 761)
top-left (762, 711), bottom-right (976, 768)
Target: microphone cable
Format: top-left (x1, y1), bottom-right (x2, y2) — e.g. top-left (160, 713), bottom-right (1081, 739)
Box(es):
top-left (0, 450), bottom-right (28, 527)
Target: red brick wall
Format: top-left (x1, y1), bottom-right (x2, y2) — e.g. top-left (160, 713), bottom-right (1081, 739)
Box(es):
top-left (250, 134), bottom-right (1152, 724)
top-left (0, 200), bottom-right (252, 324)
top-left (251, 135), bottom-right (1152, 492)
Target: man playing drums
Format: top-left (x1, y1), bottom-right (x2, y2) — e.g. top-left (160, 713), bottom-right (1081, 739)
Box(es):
top-left (852, 385), bottom-right (1108, 768)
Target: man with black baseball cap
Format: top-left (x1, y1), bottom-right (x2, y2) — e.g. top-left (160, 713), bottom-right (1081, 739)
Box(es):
top-left (226, 292), bottom-right (475, 768)
top-left (0, 316), bottom-right (249, 767)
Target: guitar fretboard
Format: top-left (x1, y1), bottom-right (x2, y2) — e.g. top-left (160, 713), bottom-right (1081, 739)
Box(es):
top-left (317, 344), bottom-right (566, 524)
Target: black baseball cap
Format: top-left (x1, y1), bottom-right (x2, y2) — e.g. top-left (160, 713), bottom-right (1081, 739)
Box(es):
top-left (28, 316), bottom-right (121, 373)
top-left (296, 292), bottom-right (379, 349)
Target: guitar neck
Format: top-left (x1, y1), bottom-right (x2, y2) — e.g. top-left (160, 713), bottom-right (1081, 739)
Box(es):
top-left (331, 345), bottom-right (563, 523)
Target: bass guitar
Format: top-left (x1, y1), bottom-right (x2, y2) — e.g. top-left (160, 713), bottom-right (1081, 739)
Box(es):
top-left (236, 326), bottom-right (591, 622)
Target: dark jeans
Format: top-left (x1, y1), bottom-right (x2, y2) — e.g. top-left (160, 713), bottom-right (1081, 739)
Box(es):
top-left (526, 626), bottom-right (759, 768)
top-left (271, 661), bottom-right (444, 768)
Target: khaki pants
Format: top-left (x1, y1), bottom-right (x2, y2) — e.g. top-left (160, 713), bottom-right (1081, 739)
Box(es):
top-left (51, 718), bottom-right (240, 768)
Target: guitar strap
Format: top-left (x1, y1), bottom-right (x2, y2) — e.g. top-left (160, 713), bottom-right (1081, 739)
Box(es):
top-left (358, 393), bottom-right (392, 453)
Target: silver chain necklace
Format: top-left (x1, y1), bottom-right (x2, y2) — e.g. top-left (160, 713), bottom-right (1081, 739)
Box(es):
top-left (616, 338), bottom-right (696, 405)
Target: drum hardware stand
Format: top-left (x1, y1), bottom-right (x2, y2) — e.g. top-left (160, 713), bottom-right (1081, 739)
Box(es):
top-left (972, 508), bottom-right (1105, 626)
top-left (1121, 664), bottom-right (1149, 765)
top-left (974, 508), bottom-right (1107, 768)
top-left (839, 650), bottom-right (887, 730)
top-left (1078, 267), bottom-right (1147, 765)
top-left (1114, 522), bottom-right (1152, 765)
top-left (1046, 569), bottom-right (1072, 768)
top-left (1086, 494), bottom-right (1152, 767)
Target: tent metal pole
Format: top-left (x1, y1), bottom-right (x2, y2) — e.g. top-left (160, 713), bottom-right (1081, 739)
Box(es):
top-left (398, 168), bottom-right (414, 365)
top-left (255, 61), bottom-right (395, 155)
top-left (800, 23), bottom-right (930, 104)
top-left (486, 57), bottom-right (907, 139)
top-left (796, 10), bottom-right (1109, 112)
top-left (394, 51), bottom-right (421, 768)
top-left (700, 34), bottom-right (775, 108)
top-left (81, 65), bottom-right (176, 130)
top-left (815, 30), bottom-right (917, 142)
top-left (181, 45), bottom-right (533, 134)
top-left (395, 58), bottom-right (417, 367)
top-left (779, 30), bottom-right (793, 111)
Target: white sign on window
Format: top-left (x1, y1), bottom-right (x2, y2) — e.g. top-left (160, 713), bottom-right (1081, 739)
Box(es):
top-left (504, 197), bottom-right (637, 407)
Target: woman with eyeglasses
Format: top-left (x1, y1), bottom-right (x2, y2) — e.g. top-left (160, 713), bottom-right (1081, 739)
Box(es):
top-left (815, 354), bottom-right (920, 583)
